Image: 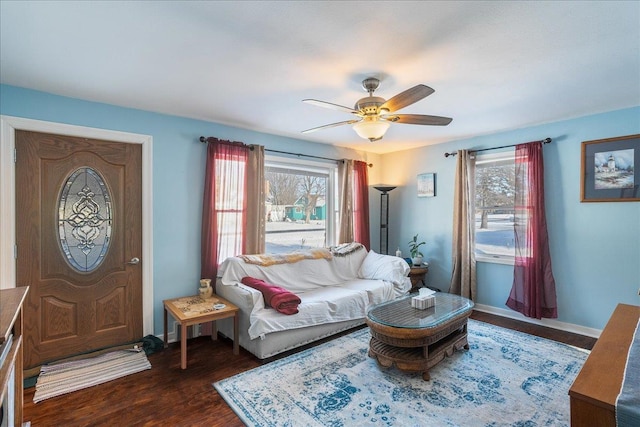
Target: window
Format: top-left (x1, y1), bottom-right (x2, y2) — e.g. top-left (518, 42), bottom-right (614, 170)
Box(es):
top-left (475, 151), bottom-right (516, 264)
top-left (58, 167), bottom-right (112, 272)
top-left (264, 156), bottom-right (337, 253)
top-left (213, 147), bottom-right (247, 264)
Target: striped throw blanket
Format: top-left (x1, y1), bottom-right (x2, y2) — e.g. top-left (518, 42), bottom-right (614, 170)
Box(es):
top-left (239, 248), bottom-right (332, 266)
top-left (330, 242), bottom-right (365, 257)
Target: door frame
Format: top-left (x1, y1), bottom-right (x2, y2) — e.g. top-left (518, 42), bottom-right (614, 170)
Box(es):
top-left (0, 115), bottom-right (154, 336)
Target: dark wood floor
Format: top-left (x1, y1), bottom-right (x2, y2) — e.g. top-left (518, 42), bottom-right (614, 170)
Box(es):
top-left (23, 311), bottom-right (597, 426)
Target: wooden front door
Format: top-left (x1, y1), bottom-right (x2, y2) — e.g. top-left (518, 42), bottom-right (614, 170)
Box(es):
top-left (15, 130), bottom-right (143, 369)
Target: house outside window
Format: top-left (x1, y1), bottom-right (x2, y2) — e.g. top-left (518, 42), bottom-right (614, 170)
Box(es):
top-left (475, 151), bottom-right (516, 264)
top-left (265, 156), bottom-right (337, 253)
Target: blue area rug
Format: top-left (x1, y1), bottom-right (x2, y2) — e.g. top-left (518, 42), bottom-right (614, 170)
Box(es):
top-left (214, 319), bottom-right (589, 427)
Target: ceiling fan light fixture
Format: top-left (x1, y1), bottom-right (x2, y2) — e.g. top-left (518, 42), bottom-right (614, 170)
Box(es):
top-left (353, 118), bottom-right (390, 142)
top-left (302, 77), bottom-right (450, 140)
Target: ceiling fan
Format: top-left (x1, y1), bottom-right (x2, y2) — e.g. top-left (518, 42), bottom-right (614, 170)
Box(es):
top-left (302, 77), bottom-right (452, 142)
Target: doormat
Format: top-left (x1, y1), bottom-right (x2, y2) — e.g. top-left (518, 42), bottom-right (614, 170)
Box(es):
top-left (214, 319), bottom-right (589, 426)
top-left (33, 349), bottom-right (151, 403)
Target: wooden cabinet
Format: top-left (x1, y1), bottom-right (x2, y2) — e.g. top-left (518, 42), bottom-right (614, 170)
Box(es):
top-left (569, 303), bottom-right (640, 426)
top-left (0, 287), bottom-right (28, 427)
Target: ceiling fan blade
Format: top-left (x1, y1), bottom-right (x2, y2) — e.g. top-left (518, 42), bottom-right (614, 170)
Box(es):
top-left (303, 99), bottom-right (361, 115)
top-left (382, 114), bottom-right (452, 126)
top-left (380, 85), bottom-right (435, 113)
top-left (301, 119), bottom-right (361, 134)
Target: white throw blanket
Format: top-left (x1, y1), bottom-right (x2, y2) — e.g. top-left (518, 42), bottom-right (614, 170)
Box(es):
top-left (241, 279), bottom-right (394, 339)
top-left (220, 248), bottom-right (367, 292)
top-left (218, 246), bottom-right (410, 340)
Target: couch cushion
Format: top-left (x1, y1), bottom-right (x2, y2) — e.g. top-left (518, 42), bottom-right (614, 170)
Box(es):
top-left (340, 278), bottom-right (396, 306)
top-left (358, 249), bottom-right (410, 286)
top-left (246, 280), bottom-right (393, 340)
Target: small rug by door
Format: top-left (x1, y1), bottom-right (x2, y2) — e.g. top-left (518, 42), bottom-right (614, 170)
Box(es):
top-left (214, 320), bottom-right (589, 426)
top-left (33, 349), bottom-right (151, 403)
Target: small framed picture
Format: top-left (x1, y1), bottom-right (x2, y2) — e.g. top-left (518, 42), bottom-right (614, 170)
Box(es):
top-left (417, 173), bottom-right (436, 197)
top-left (580, 134), bottom-right (639, 202)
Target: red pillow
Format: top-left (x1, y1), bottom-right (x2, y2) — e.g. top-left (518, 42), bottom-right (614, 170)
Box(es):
top-left (241, 277), bottom-right (301, 315)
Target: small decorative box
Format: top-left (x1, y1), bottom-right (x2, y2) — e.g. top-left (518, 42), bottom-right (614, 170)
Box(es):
top-left (411, 294), bottom-right (435, 310)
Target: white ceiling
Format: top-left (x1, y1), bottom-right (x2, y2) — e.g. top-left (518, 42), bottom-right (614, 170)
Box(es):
top-left (1, 1), bottom-right (639, 154)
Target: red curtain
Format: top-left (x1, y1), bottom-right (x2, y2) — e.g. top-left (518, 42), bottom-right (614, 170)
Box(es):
top-left (353, 160), bottom-right (370, 250)
top-left (201, 139), bottom-right (249, 280)
top-left (506, 142), bottom-right (558, 319)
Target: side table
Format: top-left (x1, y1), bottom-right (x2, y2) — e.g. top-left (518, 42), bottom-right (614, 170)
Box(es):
top-left (163, 294), bottom-right (239, 369)
top-left (408, 265), bottom-right (429, 292)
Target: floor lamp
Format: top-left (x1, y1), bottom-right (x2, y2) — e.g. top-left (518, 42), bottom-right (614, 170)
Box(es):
top-left (373, 185), bottom-right (396, 255)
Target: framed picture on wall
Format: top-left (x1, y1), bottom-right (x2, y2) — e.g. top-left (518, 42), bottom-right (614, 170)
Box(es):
top-left (580, 134), bottom-right (639, 202)
top-left (417, 173), bottom-right (436, 197)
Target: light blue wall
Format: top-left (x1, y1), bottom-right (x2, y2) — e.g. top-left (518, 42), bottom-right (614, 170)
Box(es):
top-left (381, 107), bottom-right (640, 330)
top-left (0, 84), bottom-right (380, 335)
top-left (2, 84), bottom-right (638, 332)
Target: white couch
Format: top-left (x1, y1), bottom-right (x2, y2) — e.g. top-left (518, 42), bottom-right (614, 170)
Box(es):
top-left (215, 244), bottom-right (411, 359)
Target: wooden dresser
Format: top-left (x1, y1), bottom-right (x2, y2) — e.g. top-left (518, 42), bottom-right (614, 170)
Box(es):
top-left (569, 303), bottom-right (640, 426)
top-left (0, 286), bottom-right (29, 427)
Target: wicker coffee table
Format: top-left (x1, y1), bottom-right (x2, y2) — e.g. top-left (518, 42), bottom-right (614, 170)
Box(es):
top-left (366, 292), bottom-right (474, 380)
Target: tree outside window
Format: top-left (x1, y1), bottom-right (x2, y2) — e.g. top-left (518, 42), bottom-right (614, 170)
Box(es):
top-left (475, 152), bottom-right (516, 263)
top-left (264, 158), bottom-right (336, 253)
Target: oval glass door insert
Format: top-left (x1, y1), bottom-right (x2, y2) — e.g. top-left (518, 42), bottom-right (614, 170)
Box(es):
top-left (58, 167), bottom-right (112, 272)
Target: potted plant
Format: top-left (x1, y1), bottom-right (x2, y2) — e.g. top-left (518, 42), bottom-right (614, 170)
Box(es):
top-left (408, 234), bottom-right (426, 266)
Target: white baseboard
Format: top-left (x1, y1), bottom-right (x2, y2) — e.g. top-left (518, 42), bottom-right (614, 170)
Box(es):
top-left (162, 321), bottom-right (201, 344)
top-left (164, 306), bottom-right (602, 344)
top-left (474, 303), bottom-right (602, 339)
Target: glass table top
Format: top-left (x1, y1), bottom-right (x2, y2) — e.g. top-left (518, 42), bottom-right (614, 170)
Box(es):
top-left (367, 293), bottom-right (474, 329)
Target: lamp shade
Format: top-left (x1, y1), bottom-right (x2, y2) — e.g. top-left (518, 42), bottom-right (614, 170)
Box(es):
top-left (353, 118), bottom-right (390, 142)
top-left (373, 185), bottom-right (397, 193)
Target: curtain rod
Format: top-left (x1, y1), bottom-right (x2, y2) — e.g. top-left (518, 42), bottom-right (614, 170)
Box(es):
top-left (444, 137), bottom-right (552, 158)
top-left (199, 136), bottom-right (373, 167)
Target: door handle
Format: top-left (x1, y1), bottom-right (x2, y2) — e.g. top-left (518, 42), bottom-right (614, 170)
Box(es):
top-left (127, 257), bottom-right (140, 265)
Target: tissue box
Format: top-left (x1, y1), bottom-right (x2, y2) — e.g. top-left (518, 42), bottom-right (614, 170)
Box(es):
top-left (411, 294), bottom-right (436, 310)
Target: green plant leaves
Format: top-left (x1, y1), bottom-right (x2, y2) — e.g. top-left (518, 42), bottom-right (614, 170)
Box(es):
top-left (408, 233), bottom-right (425, 257)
